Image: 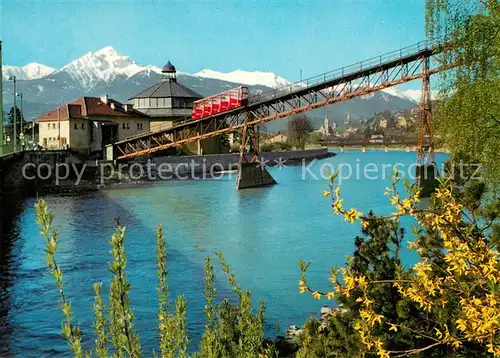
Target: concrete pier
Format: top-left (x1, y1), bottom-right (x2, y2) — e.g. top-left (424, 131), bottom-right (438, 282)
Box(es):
top-left (416, 163), bottom-right (439, 197)
top-left (236, 162), bottom-right (276, 189)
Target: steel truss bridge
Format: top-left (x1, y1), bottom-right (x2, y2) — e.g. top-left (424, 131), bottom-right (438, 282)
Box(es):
top-left (113, 39), bottom-right (449, 162)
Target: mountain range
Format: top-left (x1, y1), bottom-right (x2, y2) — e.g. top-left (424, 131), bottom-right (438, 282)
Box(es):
top-left (2, 46), bottom-right (420, 131)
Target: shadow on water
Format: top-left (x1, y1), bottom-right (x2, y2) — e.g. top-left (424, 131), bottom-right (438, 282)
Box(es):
top-left (0, 187), bottom-right (216, 356)
top-left (0, 190), bottom-right (27, 355)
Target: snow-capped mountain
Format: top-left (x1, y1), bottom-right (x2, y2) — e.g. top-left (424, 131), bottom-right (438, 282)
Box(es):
top-left (2, 63), bottom-right (56, 80)
top-left (53, 46), bottom-right (162, 89)
top-left (194, 69), bottom-right (290, 89)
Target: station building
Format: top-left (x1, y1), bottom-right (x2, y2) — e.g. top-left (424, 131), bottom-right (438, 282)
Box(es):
top-left (130, 61), bottom-right (202, 131)
top-left (129, 61), bottom-right (222, 155)
top-left (36, 96), bottom-right (149, 154)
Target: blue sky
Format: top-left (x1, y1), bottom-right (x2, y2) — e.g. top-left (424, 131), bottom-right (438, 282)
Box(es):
top-left (1, 0), bottom-right (426, 84)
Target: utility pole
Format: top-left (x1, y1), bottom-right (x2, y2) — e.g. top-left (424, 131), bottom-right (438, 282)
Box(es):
top-left (10, 76), bottom-right (17, 153)
top-left (32, 116), bottom-right (35, 145)
top-left (17, 92), bottom-right (23, 134)
top-left (0, 41), bottom-right (3, 156)
top-left (58, 105), bottom-right (61, 149)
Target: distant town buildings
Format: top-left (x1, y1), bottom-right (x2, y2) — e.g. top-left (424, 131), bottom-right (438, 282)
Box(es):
top-left (341, 127), bottom-right (359, 138)
top-left (36, 96), bottom-right (149, 154)
top-left (369, 134), bottom-right (384, 143)
top-left (317, 113), bottom-right (336, 136)
top-left (266, 132), bottom-right (288, 143)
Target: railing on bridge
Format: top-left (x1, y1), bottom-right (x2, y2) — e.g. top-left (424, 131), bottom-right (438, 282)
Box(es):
top-left (248, 39), bottom-right (442, 105)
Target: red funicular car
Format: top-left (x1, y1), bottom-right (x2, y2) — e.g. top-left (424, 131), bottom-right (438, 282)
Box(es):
top-left (191, 86), bottom-right (249, 120)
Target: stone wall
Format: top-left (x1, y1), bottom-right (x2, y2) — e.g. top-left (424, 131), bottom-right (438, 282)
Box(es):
top-left (0, 150), bottom-right (88, 193)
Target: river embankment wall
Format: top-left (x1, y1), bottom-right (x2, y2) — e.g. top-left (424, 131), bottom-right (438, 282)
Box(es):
top-left (149, 148), bottom-right (333, 175)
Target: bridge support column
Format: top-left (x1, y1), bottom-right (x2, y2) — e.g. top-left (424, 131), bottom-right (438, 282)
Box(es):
top-left (416, 57), bottom-right (438, 197)
top-left (236, 111), bottom-right (276, 189)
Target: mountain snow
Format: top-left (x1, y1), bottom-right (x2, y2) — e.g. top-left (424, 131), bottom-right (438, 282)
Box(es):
top-left (52, 46), bottom-right (162, 89)
top-left (400, 89), bottom-right (439, 102)
top-left (3, 63), bottom-right (56, 80)
top-left (194, 69), bottom-right (290, 88)
top-left (381, 87), bottom-right (418, 103)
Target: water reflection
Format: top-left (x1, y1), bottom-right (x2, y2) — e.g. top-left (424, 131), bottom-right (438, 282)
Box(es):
top-left (0, 192), bottom-right (26, 355)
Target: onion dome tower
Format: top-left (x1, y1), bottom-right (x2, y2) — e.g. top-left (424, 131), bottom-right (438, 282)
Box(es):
top-left (162, 61), bottom-right (177, 81)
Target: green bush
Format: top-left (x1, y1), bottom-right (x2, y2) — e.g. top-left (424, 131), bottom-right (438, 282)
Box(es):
top-left (276, 141), bottom-right (292, 151)
top-left (260, 142), bottom-right (275, 152)
top-left (230, 144), bottom-right (241, 153)
top-left (260, 141), bottom-right (292, 152)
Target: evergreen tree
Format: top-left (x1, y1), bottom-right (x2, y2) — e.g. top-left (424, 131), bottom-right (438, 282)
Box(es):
top-left (7, 106), bottom-right (24, 127)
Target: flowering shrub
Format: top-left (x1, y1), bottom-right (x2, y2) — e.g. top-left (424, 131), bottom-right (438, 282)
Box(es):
top-left (299, 172), bottom-right (499, 357)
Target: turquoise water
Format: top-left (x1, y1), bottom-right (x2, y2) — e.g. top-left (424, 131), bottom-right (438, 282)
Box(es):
top-left (0, 150), bottom-right (448, 356)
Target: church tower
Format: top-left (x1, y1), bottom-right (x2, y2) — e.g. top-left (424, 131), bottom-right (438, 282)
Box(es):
top-left (345, 112), bottom-right (351, 124)
top-left (323, 112), bottom-right (330, 136)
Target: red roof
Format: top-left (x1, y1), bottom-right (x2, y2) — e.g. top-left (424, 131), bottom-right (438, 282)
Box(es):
top-left (36, 96), bottom-right (148, 122)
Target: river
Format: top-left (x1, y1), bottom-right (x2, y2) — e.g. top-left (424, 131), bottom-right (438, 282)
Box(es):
top-left (0, 150), bottom-right (448, 356)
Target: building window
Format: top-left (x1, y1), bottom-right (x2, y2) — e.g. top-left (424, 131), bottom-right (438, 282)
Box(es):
top-left (127, 123), bottom-right (130, 130)
top-left (81, 123), bottom-right (85, 130)
top-left (52, 123), bottom-right (56, 129)
top-left (74, 123), bottom-right (78, 130)
top-left (122, 123), bottom-right (126, 130)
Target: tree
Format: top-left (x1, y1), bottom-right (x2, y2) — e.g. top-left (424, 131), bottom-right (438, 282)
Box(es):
top-left (310, 132), bottom-right (322, 146)
top-left (6, 106), bottom-right (28, 138)
top-left (7, 106), bottom-right (24, 126)
top-left (288, 115), bottom-right (313, 150)
top-left (426, 0), bottom-right (500, 185)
